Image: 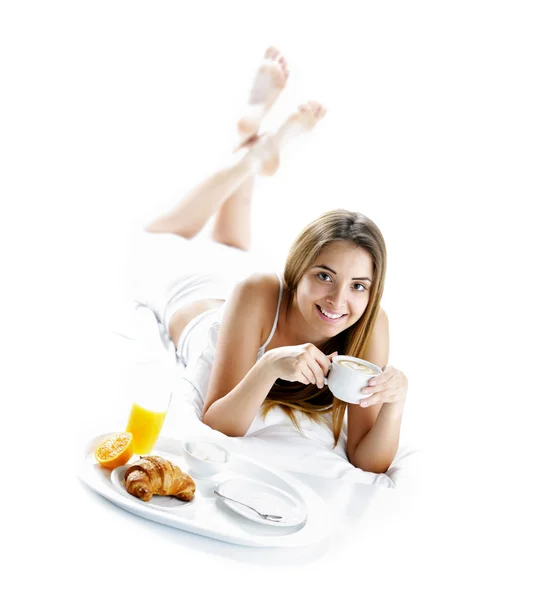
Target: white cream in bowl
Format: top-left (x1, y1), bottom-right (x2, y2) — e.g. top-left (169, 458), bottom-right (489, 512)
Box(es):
top-left (183, 438), bottom-right (231, 478)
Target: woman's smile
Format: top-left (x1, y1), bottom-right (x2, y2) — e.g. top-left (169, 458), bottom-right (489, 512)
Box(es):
top-left (315, 304), bottom-right (347, 323)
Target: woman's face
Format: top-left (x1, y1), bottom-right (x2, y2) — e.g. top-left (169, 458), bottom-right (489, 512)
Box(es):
top-left (294, 241), bottom-right (374, 341)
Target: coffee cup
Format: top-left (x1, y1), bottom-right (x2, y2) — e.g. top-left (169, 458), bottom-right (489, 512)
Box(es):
top-left (324, 355), bottom-right (382, 404)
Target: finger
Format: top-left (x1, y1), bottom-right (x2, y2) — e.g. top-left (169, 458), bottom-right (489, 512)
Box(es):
top-left (359, 388), bottom-right (377, 407)
top-left (310, 346), bottom-right (334, 375)
top-left (361, 390), bottom-right (396, 408)
top-left (362, 369), bottom-right (397, 394)
top-left (368, 368), bottom-right (395, 388)
top-left (309, 360), bottom-right (326, 388)
top-left (360, 393), bottom-right (384, 408)
top-left (301, 366), bottom-right (317, 386)
top-left (361, 381), bottom-right (390, 395)
top-left (326, 352), bottom-right (338, 368)
top-left (296, 372), bottom-right (310, 386)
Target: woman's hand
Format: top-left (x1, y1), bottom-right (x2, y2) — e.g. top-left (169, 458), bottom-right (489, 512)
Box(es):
top-left (263, 344), bottom-right (337, 389)
top-left (359, 365), bottom-right (408, 408)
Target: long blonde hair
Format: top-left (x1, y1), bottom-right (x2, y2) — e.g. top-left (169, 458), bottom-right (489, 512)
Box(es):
top-left (261, 209), bottom-right (387, 446)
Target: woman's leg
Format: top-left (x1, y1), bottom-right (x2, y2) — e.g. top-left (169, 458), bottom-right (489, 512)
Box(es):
top-left (145, 151), bottom-right (255, 239)
top-left (146, 47), bottom-right (289, 241)
top-left (210, 174), bottom-right (255, 251)
top-left (209, 97), bottom-right (329, 251)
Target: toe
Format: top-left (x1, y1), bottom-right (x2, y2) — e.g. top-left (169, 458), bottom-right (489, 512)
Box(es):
top-left (309, 101), bottom-right (325, 117)
top-left (265, 46), bottom-right (279, 60)
top-left (316, 106), bottom-right (326, 119)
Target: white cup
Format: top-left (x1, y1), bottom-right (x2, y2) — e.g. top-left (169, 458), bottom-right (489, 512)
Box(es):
top-left (324, 355), bottom-right (382, 404)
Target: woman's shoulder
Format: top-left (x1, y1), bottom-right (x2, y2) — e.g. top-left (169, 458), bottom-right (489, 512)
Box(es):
top-left (234, 271), bottom-right (281, 297)
top-left (240, 271), bottom-right (280, 290)
top-left (234, 272), bottom-right (282, 342)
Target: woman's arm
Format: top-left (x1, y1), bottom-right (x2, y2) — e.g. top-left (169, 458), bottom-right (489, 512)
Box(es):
top-left (202, 274), bottom-right (280, 436)
top-left (346, 308), bottom-right (408, 473)
top-left (203, 356), bottom-right (279, 437)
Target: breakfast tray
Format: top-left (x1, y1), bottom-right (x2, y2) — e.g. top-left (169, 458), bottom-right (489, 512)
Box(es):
top-left (78, 433), bottom-right (331, 548)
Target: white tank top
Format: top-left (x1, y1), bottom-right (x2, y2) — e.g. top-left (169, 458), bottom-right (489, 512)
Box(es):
top-left (178, 273), bottom-right (283, 402)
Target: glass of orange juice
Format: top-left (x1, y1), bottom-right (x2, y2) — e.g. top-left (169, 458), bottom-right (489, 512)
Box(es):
top-left (124, 362), bottom-right (172, 455)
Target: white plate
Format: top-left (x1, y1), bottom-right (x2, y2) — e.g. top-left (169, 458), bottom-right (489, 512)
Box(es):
top-left (215, 476), bottom-right (307, 527)
top-left (111, 463), bottom-right (198, 513)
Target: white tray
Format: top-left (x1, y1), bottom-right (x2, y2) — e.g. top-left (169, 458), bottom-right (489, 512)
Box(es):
top-left (78, 433), bottom-right (331, 548)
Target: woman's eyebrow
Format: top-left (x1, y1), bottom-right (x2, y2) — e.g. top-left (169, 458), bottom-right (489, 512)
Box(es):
top-left (312, 264), bottom-right (372, 282)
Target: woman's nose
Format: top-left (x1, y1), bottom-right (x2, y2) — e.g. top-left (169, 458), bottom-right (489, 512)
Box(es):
top-left (326, 287), bottom-right (346, 309)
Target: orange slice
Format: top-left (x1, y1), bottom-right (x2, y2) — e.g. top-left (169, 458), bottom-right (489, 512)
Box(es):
top-left (94, 432), bottom-right (134, 470)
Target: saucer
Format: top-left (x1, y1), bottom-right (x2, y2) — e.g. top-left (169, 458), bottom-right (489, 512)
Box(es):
top-left (215, 476), bottom-right (307, 527)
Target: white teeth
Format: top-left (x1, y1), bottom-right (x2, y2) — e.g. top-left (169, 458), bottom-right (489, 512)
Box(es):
top-left (319, 306), bottom-right (344, 319)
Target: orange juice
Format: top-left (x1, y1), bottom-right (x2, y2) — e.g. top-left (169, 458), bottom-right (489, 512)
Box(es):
top-left (125, 403), bottom-right (167, 455)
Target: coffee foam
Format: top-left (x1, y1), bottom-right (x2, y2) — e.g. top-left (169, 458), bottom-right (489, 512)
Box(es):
top-left (337, 359), bottom-right (375, 375)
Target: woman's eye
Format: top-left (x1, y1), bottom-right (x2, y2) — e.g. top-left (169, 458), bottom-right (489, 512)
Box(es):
top-left (316, 272), bottom-right (366, 291)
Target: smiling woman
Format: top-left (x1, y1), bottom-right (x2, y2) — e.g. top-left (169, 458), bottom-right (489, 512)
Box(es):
top-left (251, 212), bottom-right (386, 440)
top-left (132, 47), bottom-right (408, 474)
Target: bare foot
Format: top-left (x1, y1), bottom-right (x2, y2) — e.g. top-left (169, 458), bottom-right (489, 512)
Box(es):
top-left (274, 101), bottom-right (327, 142)
top-left (245, 101), bottom-right (327, 176)
top-left (237, 47), bottom-right (289, 144)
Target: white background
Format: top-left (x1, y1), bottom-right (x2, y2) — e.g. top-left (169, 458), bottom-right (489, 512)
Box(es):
top-left (2, 1), bottom-right (535, 598)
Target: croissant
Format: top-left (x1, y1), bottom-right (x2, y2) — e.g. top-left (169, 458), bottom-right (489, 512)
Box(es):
top-left (124, 456), bottom-right (196, 502)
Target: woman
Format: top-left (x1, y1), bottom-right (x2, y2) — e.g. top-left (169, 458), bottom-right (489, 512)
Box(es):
top-left (138, 47), bottom-right (408, 474)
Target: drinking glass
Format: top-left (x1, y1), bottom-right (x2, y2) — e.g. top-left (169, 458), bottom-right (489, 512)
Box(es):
top-left (124, 361), bottom-right (172, 455)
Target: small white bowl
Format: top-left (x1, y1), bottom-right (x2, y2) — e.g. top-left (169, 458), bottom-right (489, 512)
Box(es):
top-left (182, 437), bottom-right (231, 478)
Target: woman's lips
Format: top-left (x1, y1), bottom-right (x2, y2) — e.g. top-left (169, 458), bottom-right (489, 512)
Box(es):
top-left (315, 304), bottom-right (346, 323)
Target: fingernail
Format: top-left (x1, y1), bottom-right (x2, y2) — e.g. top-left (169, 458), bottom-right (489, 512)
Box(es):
top-left (361, 401), bottom-right (368, 407)
top-left (362, 387), bottom-right (369, 394)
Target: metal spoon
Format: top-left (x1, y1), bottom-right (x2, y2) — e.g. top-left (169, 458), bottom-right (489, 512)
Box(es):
top-left (214, 490), bottom-right (283, 521)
